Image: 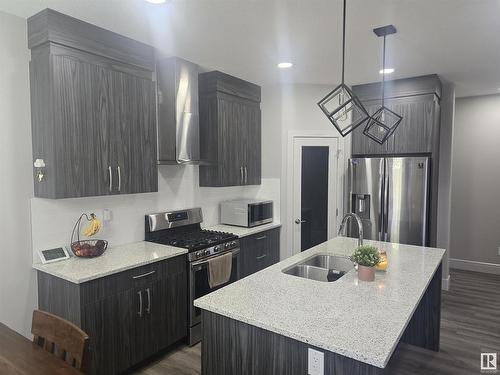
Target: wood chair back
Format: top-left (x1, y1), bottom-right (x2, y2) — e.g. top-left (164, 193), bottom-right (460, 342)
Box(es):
top-left (31, 310), bottom-right (90, 373)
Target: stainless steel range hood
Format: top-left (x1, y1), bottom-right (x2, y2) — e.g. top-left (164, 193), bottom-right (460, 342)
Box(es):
top-left (156, 57), bottom-right (201, 164)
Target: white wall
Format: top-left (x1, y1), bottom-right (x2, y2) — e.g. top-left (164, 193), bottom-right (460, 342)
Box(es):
top-left (450, 94), bottom-right (500, 273)
top-left (262, 84), bottom-right (349, 260)
top-left (31, 170), bottom-right (280, 256)
top-left (436, 82), bottom-right (455, 287)
top-left (0, 11), bottom-right (37, 338)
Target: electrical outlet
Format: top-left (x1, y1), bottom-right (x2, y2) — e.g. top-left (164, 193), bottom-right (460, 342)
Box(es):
top-left (103, 209), bottom-right (112, 222)
top-left (308, 348), bottom-right (324, 375)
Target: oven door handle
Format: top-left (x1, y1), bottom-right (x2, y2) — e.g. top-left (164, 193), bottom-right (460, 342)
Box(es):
top-left (190, 249), bottom-right (240, 270)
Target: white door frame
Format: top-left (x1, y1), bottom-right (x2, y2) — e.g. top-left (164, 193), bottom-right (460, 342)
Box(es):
top-left (284, 131), bottom-right (347, 259)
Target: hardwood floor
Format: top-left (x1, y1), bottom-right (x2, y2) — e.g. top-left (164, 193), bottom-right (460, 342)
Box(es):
top-left (131, 343), bottom-right (201, 375)
top-left (132, 269), bottom-right (500, 375)
top-left (387, 269), bottom-right (500, 374)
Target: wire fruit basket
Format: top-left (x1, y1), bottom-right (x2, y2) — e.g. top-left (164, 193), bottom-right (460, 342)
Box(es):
top-left (70, 213), bottom-right (108, 258)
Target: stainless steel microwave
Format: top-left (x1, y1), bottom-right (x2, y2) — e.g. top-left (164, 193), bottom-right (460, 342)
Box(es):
top-left (220, 199), bottom-right (273, 228)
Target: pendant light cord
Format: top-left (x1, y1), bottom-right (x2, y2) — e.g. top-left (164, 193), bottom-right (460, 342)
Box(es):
top-left (382, 35), bottom-right (386, 107)
top-left (341, 0), bottom-right (346, 84)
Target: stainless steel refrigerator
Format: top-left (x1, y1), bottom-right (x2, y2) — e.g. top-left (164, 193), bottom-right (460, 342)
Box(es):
top-left (347, 157), bottom-right (430, 246)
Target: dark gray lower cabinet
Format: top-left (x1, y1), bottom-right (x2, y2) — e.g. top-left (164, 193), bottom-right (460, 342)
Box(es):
top-left (81, 289), bottom-right (136, 374)
top-left (37, 255), bottom-right (187, 375)
top-left (241, 228), bottom-right (280, 278)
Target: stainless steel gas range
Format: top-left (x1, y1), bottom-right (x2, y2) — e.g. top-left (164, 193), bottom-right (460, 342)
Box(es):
top-left (145, 208), bottom-right (240, 345)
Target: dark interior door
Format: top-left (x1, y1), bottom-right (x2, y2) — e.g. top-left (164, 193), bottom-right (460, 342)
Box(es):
top-left (300, 146), bottom-right (329, 251)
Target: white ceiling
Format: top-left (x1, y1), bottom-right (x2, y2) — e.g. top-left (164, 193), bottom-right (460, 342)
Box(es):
top-left (1, 0), bottom-right (500, 97)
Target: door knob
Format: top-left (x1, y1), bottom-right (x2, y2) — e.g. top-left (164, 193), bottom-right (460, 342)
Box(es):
top-left (295, 219), bottom-right (306, 224)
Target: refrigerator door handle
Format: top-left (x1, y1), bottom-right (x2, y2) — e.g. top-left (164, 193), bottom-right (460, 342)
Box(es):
top-left (378, 160), bottom-right (384, 241)
top-left (384, 164), bottom-right (390, 242)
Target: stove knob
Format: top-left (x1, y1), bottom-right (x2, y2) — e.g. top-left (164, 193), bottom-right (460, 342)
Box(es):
top-left (204, 249), bottom-right (211, 256)
top-left (224, 243), bottom-right (230, 250)
top-left (196, 251), bottom-right (202, 258)
top-left (214, 245), bottom-right (220, 253)
top-left (231, 241), bottom-right (237, 247)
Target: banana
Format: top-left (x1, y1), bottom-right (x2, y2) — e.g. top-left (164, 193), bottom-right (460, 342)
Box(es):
top-left (81, 214), bottom-right (102, 237)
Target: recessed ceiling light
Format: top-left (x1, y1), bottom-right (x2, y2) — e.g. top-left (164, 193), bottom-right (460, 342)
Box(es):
top-left (145, 0), bottom-right (166, 4)
top-left (277, 62), bottom-right (293, 69)
top-left (379, 68), bottom-right (395, 74)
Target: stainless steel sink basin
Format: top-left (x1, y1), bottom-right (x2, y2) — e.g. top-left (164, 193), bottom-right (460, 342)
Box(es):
top-left (301, 254), bottom-right (354, 273)
top-left (282, 254), bottom-right (354, 282)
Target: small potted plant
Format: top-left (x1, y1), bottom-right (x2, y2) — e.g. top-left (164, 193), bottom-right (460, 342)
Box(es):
top-left (349, 245), bottom-right (381, 282)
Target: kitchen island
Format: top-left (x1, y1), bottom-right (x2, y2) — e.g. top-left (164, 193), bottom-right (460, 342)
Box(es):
top-left (194, 237), bottom-right (445, 375)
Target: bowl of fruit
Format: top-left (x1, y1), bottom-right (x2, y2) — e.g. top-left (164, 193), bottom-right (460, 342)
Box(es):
top-left (70, 213), bottom-right (108, 258)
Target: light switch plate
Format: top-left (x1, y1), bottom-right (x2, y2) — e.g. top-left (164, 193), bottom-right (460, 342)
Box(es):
top-left (308, 348), bottom-right (324, 375)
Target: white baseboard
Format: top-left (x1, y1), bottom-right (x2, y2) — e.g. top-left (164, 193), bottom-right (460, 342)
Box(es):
top-left (442, 275), bottom-right (450, 291)
top-left (450, 258), bottom-right (500, 275)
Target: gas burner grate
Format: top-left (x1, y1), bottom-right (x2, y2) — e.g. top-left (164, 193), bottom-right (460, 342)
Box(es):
top-left (150, 229), bottom-right (237, 251)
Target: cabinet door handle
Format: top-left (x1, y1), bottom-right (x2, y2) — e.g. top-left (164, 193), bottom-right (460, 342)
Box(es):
top-left (245, 166), bottom-right (248, 184)
top-left (137, 291), bottom-right (143, 317)
top-left (145, 288), bottom-right (151, 314)
top-left (256, 235), bottom-right (267, 240)
top-left (240, 166), bottom-right (244, 184)
top-left (117, 166), bottom-right (121, 192)
top-left (108, 166), bottom-right (113, 192)
top-left (132, 270), bottom-right (156, 279)
top-left (256, 254), bottom-right (267, 260)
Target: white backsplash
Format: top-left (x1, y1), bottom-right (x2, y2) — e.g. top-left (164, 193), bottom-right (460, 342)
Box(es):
top-left (31, 165), bottom-right (280, 262)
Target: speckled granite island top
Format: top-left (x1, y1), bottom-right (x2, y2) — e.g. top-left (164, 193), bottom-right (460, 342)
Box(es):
top-left (194, 237), bottom-right (445, 368)
top-left (33, 242), bottom-right (187, 284)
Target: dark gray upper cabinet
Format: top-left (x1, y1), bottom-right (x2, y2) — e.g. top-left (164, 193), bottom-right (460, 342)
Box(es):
top-left (111, 70), bottom-right (158, 195)
top-left (199, 71), bottom-right (262, 187)
top-left (28, 9), bottom-right (157, 198)
top-left (28, 9), bottom-right (155, 71)
top-left (351, 75), bottom-right (441, 157)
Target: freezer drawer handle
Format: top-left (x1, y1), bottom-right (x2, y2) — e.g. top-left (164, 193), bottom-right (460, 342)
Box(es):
top-left (256, 254), bottom-right (267, 260)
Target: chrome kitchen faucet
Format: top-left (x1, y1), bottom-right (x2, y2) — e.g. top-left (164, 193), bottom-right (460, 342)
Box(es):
top-left (338, 213), bottom-right (364, 247)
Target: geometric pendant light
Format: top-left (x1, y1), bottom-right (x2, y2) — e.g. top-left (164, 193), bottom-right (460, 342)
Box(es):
top-left (363, 25), bottom-right (403, 144)
top-left (317, 0), bottom-right (369, 137)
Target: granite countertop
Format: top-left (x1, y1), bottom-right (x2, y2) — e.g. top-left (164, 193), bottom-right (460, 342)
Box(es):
top-left (205, 222), bottom-right (281, 237)
top-left (194, 236), bottom-right (445, 368)
top-left (33, 241), bottom-right (187, 284)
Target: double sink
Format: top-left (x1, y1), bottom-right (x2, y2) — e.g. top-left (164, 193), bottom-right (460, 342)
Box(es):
top-left (282, 254), bottom-right (354, 282)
